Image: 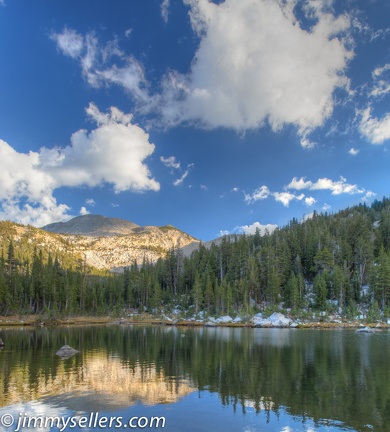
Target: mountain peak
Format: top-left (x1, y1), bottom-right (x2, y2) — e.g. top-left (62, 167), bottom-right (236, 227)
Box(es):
top-left (42, 214), bottom-right (141, 237)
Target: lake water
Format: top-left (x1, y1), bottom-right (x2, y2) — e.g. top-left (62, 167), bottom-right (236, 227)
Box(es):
top-left (0, 325), bottom-right (389, 432)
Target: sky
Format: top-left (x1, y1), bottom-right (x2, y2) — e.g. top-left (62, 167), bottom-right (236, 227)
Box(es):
top-left (0, 0), bottom-right (389, 241)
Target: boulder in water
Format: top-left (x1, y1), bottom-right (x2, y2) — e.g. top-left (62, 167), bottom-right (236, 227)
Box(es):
top-left (56, 345), bottom-right (80, 359)
top-left (0, 338), bottom-right (4, 347)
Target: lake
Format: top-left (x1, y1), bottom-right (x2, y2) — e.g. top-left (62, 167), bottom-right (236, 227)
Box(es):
top-left (0, 325), bottom-right (389, 432)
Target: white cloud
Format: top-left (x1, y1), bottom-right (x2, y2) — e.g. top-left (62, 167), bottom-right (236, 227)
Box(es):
top-left (161, 0), bottom-right (170, 24)
top-left (358, 106), bottom-right (390, 144)
top-left (244, 185), bottom-right (270, 204)
top-left (362, 190), bottom-right (376, 202)
top-left (173, 163), bottom-right (194, 186)
top-left (160, 156), bottom-right (181, 170)
top-left (239, 222), bottom-right (278, 236)
top-left (51, 28), bottom-right (84, 58)
top-left (287, 176), bottom-right (364, 195)
top-left (80, 206), bottom-right (89, 215)
top-left (52, 2), bottom-right (353, 142)
top-left (348, 147), bottom-right (359, 155)
top-left (40, 103), bottom-right (159, 193)
top-left (51, 29), bottom-right (152, 105)
top-left (370, 63), bottom-right (390, 98)
top-left (85, 198), bottom-right (96, 206)
top-left (232, 187), bottom-right (240, 193)
top-left (274, 192), bottom-right (305, 207)
top-left (200, 184), bottom-right (208, 190)
top-left (161, 0), bottom-right (352, 139)
top-left (303, 212), bottom-right (315, 221)
top-left (286, 177), bottom-right (313, 190)
top-left (322, 203), bottom-right (331, 211)
top-left (0, 104), bottom-right (159, 226)
top-left (305, 196), bottom-right (317, 207)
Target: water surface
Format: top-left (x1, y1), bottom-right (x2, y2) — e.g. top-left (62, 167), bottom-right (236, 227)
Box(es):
top-left (0, 325), bottom-right (389, 431)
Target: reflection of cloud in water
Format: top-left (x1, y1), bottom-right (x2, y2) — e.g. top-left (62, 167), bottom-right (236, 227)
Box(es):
top-left (0, 401), bottom-right (68, 432)
top-left (1, 353), bottom-right (194, 411)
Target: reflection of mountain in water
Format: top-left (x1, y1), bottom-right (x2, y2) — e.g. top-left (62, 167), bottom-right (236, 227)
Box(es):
top-left (0, 353), bottom-right (193, 411)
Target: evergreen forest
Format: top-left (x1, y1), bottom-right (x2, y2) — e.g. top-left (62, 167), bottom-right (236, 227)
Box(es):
top-left (1, 198), bottom-right (390, 319)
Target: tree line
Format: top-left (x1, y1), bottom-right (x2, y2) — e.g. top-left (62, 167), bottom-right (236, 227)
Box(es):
top-left (1, 198), bottom-right (390, 317)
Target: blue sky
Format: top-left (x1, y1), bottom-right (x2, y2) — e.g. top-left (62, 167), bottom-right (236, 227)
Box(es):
top-left (0, 0), bottom-right (389, 241)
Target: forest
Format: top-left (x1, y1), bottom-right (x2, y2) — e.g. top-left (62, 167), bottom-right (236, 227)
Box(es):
top-left (0, 198), bottom-right (390, 318)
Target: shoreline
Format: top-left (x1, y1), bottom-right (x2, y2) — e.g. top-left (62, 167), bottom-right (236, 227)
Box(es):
top-left (0, 314), bottom-right (389, 329)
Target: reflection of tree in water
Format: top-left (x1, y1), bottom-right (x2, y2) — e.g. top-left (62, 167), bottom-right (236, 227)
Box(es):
top-left (1, 326), bottom-right (389, 431)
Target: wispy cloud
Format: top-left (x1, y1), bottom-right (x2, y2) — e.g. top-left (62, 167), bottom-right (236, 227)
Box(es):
top-left (85, 198), bottom-right (96, 207)
top-left (160, 156), bottom-right (181, 170)
top-left (358, 106), bottom-right (390, 144)
top-left (173, 164), bottom-right (194, 187)
top-left (51, 28), bottom-right (153, 106)
top-left (161, 0), bottom-right (170, 24)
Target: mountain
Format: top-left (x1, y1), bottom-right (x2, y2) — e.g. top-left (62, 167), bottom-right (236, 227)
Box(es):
top-left (0, 215), bottom-right (198, 271)
top-left (42, 214), bottom-right (141, 237)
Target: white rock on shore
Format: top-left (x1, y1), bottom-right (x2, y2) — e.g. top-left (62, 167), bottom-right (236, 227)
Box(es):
top-left (268, 312), bottom-right (292, 327)
top-left (216, 316), bottom-right (233, 323)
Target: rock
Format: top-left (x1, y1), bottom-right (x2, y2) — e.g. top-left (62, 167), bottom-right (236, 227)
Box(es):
top-left (216, 316), bottom-right (233, 323)
top-left (56, 345), bottom-right (80, 359)
top-left (0, 338), bottom-right (4, 347)
top-left (290, 322), bottom-right (299, 328)
top-left (251, 317), bottom-right (272, 327)
top-left (268, 312), bottom-right (292, 328)
top-left (356, 326), bottom-right (374, 333)
top-left (387, 319), bottom-right (390, 325)
top-left (233, 317), bottom-right (242, 323)
top-left (253, 313), bottom-right (263, 318)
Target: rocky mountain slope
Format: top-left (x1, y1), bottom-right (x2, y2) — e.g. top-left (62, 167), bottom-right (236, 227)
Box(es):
top-left (43, 215), bottom-right (141, 237)
top-left (1, 215), bottom-right (198, 271)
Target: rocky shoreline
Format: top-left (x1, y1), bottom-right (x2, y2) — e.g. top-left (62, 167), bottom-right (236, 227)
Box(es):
top-left (0, 312), bottom-right (389, 329)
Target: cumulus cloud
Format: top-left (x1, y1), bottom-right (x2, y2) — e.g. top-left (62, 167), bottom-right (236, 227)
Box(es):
top-left (287, 176), bottom-right (364, 195)
top-left (244, 185), bottom-right (270, 204)
top-left (160, 156), bottom-right (181, 170)
top-left (348, 147), bottom-right (359, 155)
top-left (0, 104), bottom-right (159, 226)
top-left (358, 107), bottom-right (390, 144)
top-left (51, 1), bottom-right (353, 143)
top-left (305, 196), bottom-right (317, 207)
top-left (160, 0), bottom-right (353, 139)
top-left (274, 192), bottom-right (305, 207)
top-left (80, 206), bottom-right (89, 215)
